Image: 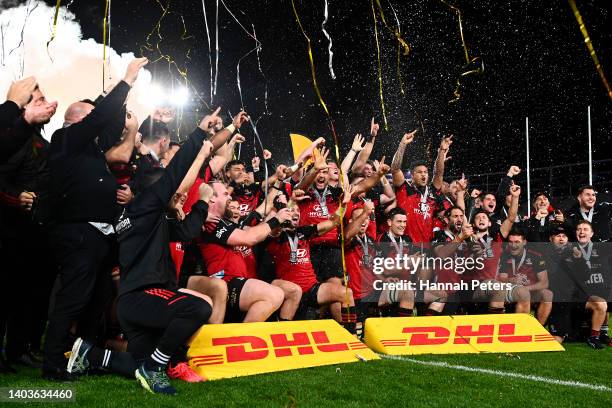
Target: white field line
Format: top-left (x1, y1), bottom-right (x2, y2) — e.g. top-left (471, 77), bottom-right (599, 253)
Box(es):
top-left (379, 354), bottom-right (611, 392)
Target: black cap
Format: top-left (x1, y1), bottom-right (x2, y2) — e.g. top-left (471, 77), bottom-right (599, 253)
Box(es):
top-left (533, 191), bottom-right (550, 201)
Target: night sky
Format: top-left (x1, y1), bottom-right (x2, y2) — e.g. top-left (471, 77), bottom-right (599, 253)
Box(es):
top-left (45, 0), bottom-right (612, 190)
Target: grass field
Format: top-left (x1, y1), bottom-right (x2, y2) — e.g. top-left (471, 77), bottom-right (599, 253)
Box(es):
top-left (0, 343), bottom-right (610, 407)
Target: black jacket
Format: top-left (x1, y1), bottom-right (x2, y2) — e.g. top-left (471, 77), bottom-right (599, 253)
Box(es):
top-left (0, 101), bottom-right (30, 160)
top-left (48, 81), bottom-right (129, 224)
top-left (567, 202), bottom-right (611, 242)
top-left (115, 127), bottom-right (209, 296)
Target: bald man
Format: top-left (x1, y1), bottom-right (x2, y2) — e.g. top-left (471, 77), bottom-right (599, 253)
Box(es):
top-left (43, 58), bottom-right (148, 381)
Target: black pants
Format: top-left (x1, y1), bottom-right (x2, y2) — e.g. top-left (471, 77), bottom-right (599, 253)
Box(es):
top-left (43, 223), bottom-right (115, 369)
top-left (117, 288), bottom-right (212, 362)
top-left (3, 223), bottom-right (58, 360)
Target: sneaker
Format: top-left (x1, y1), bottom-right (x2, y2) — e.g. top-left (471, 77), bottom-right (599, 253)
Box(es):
top-left (66, 338), bottom-right (93, 375)
top-left (167, 362), bottom-right (205, 383)
top-left (587, 336), bottom-right (605, 350)
top-left (135, 363), bottom-right (177, 395)
top-left (599, 333), bottom-right (611, 346)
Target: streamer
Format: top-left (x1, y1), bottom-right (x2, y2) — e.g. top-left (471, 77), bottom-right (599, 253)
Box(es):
top-left (321, 0), bottom-right (336, 80)
top-left (568, 0), bottom-right (612, 100)
top-left (371, 0), bottom-right (388, 131)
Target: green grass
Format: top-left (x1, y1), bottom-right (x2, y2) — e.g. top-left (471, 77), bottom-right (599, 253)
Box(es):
top-left (1, 343), bottom-right (611, 407)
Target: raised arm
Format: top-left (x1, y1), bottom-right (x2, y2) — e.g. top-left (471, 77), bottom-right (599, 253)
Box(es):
top-left (433, 222), bottom-right (474, 259)
top-left (497, 166), bottom-right (521, 201)
top-left (169, 184), bottom-right (213, 242)
top-left (353, 157), bottom-right (390, 197)
top-left (61, 58), bottom-right (147, 154)
top-left (295, 147), bottom-right (329, 191)
top-left (500, 184), bottom-right (521, 238)
top-left (341, 134), bottom-right (364, 175)
top-left (209, 111), bottom-right (248, 152)
top-left (226, 208), bottom-right (292, 247)
top-left (352, 117), bottom-right (379, 174)
top-left (433, 135), bottom-right (452, 190)
top-left (176, 141), bottom-right (215, 195)
top-left (391, 130), bottom-right (416, 187)
top-left (149, 109), bottom-right (220, 205)
top-left (455, 175), bottom-right (468, 212)
top-left (0, 76), bottom-right (36, 129)
top-left (105, 111), bottom-right (138, 164)
top-left (344, 202), bottom-right (374, 242)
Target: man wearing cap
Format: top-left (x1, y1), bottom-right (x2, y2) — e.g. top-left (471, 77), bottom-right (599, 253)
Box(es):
top-left (525, 192), bottom-right (565, 242)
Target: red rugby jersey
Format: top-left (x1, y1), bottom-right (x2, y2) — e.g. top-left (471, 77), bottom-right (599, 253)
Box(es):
top-left (298, 185), bottom-right (343, 246)
top-left (345, 235), bottom-right (377, 300)
top-left (498, 248), bottom-right (546, 286)
top-left (266, 226), bottom-right (319, 292)
top-left (199, 219), bottom-right (248, 282)
top-left (394, 181), bottom-right (440, 243)
top-left (184, 165), bottom-right (213, 214)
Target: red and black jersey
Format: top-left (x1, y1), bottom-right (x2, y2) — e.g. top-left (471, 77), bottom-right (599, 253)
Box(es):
top-left (395, 181), bottom-right (440, 243)
top-left (199, 219), bottom-right (248, 282)
top-left (471, 228), bottom-right (504, 282)
top-left (184, 164), bottom-right (213, 214)
top-left (377, 231), bottom-right (415, 258)
top-left (231, 182), bottom-right (264, 217)
top-left (376, 232), bottom-right (417, 280)
top-left (499, 248), bottom-right (546, 286)
top-left (433, 193), bottom-right (454, 233)
top-left (431, 229), bottom-right (470, 288)
top-left (298, 185), bottom-right (343, 246)
top-left (352, 184), bottom-right (385, 240)
top-left (345, 234), bottom-right (377, 300)
top-left (109, 149), bottom-right (141, 185)
top-left (266, 225), bottom-right (319, 292)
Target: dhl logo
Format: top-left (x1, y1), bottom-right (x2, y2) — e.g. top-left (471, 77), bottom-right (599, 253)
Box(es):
top-left (191, 331), bottom-right (368, 366)
top-left (380, 324), bottom-right (555, 347)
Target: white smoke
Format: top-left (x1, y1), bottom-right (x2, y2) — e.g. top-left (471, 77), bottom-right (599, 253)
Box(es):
top-left (0, 1), bottom-right (155, 138)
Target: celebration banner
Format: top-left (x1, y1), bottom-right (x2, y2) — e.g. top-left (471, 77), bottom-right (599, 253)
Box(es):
top-left (188, 320), bottom-right (378, 380)
top-left (365, 314), bottom-right (564, 355)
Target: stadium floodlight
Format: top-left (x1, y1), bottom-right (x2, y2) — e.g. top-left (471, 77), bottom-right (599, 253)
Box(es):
top-left (169, 86), bottom-right (189, 107)
top-left (142, 83), bottom-right (167, 107)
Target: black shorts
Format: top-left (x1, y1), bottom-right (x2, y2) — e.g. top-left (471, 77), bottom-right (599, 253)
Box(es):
top-left (300, 283), bottom-right (322, 309)
top-left (225, 277), bottom-right (249, 323)
top-left (310, 245), bottom-right (343, 281)
top-left (360, 289), bottom-right (382, 305)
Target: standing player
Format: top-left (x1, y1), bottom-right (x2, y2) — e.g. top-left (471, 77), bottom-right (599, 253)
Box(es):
top-left (390, 131), bottom-right (451, 243)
